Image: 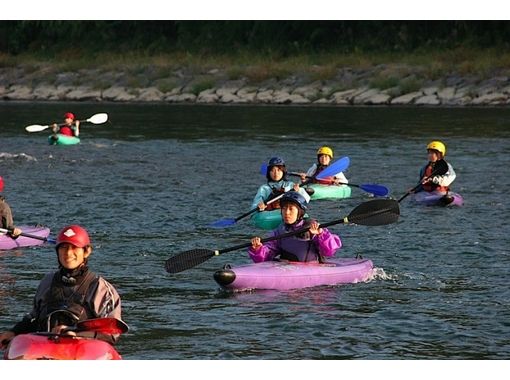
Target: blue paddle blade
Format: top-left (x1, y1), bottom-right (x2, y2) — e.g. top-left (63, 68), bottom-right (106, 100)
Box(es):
top-left (316, 156), bottom-right (350, 180)
top-left (260, 163), bottom-right (268, 175)
top-left (359, 184), bottom-right (389, 197)
top-left (209, 218), bottom-right (237, 228)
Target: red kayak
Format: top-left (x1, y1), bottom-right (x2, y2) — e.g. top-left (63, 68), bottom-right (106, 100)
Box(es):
top-left (4, 333), bottom-right (122, 360)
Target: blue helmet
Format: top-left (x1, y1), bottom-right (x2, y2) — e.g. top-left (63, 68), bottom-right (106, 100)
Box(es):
top-left (280, 191), bottom-right (308, 211)
top-left (268, 156), bottom-right (285, 167)
top-left (266, 156), bottom-right (287, 181)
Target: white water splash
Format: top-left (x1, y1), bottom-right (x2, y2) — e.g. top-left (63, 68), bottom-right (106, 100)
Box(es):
top-left (0, 152), bottom-right (38, 162)
top-left (367, 266), bottom-right (399, 282)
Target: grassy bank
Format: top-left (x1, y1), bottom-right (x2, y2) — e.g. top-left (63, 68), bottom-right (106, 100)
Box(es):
top-left (2, 47), bottom-right (510, 88)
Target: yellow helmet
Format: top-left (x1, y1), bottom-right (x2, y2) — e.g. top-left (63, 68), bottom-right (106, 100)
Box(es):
top-left (317, 146), bottom-right (333, 158)
top-left (427, 141), bottom-right (446, 156)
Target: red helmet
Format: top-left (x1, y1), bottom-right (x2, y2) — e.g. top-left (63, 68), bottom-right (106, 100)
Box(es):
top-left (56, 225), bottom-right (91, 248)
top-left (64, 112), bottom-right (75, 120)
top-left (0, 176), bottom-right (4, 192)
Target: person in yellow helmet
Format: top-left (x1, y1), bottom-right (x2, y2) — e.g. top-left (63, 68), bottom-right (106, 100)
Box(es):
top-left (299, 146), bottom-right (348, 185)
top-left (413, 140), bottom-right (456, 201)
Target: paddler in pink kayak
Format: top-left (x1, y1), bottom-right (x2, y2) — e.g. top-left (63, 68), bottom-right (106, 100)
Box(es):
top-left (0, 225), bottom-right (124, 349)
top-left (249, 191), bottom-right (342, 263)
top-left (0, 176), bottom-right (22, 238)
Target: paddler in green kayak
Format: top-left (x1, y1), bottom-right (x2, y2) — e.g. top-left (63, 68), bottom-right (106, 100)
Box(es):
top-left (49, 112), bottom-right (80, 142)
top-left (0, 225), bottom-right (124, 349)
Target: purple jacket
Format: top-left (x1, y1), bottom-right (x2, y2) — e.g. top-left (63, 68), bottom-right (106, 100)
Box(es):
top-left (248, 219), bottom-right (342, 263)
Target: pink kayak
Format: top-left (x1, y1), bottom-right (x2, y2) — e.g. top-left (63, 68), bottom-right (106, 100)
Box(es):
top-left (214, 257), bottom-right (374, 291)
top-left (4, 333), bottom-right (122, 360)
top-left (411, 191), bottom-right (464, 207)
top-left (0, 226), bottom-right (50, 250)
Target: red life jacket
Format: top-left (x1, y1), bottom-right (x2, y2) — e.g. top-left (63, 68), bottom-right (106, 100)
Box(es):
top-left (312, 166), bottom-right (334, 185)
top-left (422, 163), bottom-right (449, 192)
top-left (59, 125), bottom-right (74, 136)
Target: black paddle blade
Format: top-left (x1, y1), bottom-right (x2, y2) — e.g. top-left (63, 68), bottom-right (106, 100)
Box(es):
top-left (347, 199), bottom-right (400, 226)
top-left (165, 249), bottom-right (216, 273)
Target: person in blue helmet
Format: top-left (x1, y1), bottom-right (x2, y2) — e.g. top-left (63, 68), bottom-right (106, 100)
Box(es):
top-left (249, 191), bottom-right (342, 263)
top-left (252, 156), bottom-right (310, 212)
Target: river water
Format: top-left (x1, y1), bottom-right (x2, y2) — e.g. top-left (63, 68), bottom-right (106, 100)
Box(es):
top-left (0, 102), bottom-right (509, 361)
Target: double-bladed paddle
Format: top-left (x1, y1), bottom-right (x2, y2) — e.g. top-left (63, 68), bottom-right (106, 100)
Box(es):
top-left (397, 160), bottom-right (449, 202)
top-left (0, 227), bottom-right (56, 244)
top-left (260, 156), bottom-right (351, 183)
top-left (287, 172), bottom-right (389, 197)
top-left (209, 193), bottom-right (285, 228)
top-left (166, 198), bottom-right (400, 274)
top-left (25, 113), bottom-right (109, 133)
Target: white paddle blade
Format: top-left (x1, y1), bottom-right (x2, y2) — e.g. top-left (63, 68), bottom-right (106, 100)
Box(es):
top-left (87, 113), bottom-right (108, 124)
top-left (25, 124), bottom-right (50, 132)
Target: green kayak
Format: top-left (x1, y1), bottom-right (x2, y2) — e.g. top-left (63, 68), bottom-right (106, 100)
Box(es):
top-left (48, 134), bottom-right (80, 145)
top-left (307, 184), bottom-right (352, 200)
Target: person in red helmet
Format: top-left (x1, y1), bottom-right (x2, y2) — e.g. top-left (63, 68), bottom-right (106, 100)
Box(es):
top-left (51, 112), bottom-right (80, 137)
top-left (0, 176), bottom-right (22, 238)
top-left (0, 225), bottom-right (124, 348)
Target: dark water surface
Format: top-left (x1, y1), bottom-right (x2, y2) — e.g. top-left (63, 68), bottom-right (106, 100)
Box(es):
top-left (1, 103), bottom-right (509, 360)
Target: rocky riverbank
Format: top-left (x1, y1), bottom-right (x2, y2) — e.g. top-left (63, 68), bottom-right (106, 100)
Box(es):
top-left (2, 64), bottom-right (510, 106)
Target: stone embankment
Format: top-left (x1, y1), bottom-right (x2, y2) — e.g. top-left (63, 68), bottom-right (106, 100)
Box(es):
top-left (2, 66), bottom-right (510, 106)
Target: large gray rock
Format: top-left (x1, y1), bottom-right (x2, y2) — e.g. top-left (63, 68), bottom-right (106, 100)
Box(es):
top-left (437, 87), bottom-right (456, 100)
top-left (415, 95), bottom-right (441, 105)
top-left (255, 90), bottom-right (274, 103)
top-left (102, 87), bottom-right (137, 101)
top-left (390, 91), bottom-right (423, 105)
top-left (32, 85), bottom-right (60, 100)
top-left (4, 85), bottom-right (34, 100)
top-left (65, 87), bottom-right (102, 101)
top-left (166, 93), bottom-right (197, 103)
top-left (137, 87), bottom-right (165, 101)
top-left (352, 89), bottom-right (380, 104)
top-left (470, 92), bottom-right (508, 105)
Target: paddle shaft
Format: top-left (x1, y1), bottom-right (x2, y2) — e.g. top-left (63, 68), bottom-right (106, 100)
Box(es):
top-left (0, 227), bottom-right (55, 244)
top-left (235, 193), bottom-right (284, 222)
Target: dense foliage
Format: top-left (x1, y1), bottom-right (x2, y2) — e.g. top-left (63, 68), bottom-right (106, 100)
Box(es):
top-left (1, 21), bottom-right (509, 56)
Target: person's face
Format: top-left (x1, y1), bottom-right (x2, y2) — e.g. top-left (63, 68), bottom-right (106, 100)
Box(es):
top-left (269, 166), bottom-right (284, 181)
top-left (65, 117), bottom-right (74, 125)
top-left (281, 203), bottom-right (299, 224)
top-left (427, 149), bottom-right (441, 162)
top-left (57, 243), bottom-right (91, 270)
top-left (318, 154), bottom-right (331, 166)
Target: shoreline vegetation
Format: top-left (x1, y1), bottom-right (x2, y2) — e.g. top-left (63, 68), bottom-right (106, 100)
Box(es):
top-left (2, 21), bottom-right (510, 106)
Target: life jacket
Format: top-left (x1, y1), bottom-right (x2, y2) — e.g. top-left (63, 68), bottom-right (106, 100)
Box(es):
top-left (59, 125), bottom-right (74, 136)
top-left (274, 219), bottom-right (322, 262)
top-left (421, 162), bottom-right (449, 193)
top-left (312, 165), bottom-right (334, 185)
top-left (265, 186), bottom-right (286, 211)
top-left (36, 269), bottom-right (99, 332)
